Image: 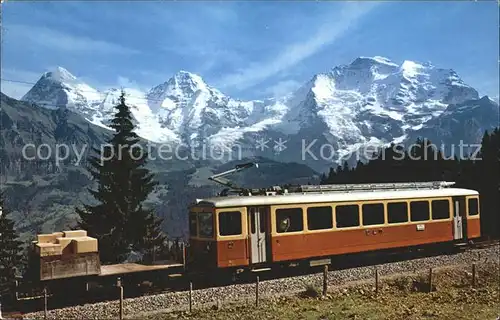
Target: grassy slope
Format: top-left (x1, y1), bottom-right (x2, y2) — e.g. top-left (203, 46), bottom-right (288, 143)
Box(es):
top-left (139, 262), bottom-right (499, 320)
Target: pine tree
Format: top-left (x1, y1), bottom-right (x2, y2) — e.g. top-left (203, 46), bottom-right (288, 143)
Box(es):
top-left (475, 129), bottom-right (500, 237)
top-left (0, 192), bottom-right (23, 295)
top-left (76, 91), bottom-right (166, 264)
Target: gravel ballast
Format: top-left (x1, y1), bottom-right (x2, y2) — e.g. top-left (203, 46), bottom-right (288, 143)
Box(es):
top-left (22, 246), bottom-right (499, 319)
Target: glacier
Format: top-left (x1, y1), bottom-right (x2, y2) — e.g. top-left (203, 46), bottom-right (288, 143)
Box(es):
top-left (20, 56), bottom-right (496, 171)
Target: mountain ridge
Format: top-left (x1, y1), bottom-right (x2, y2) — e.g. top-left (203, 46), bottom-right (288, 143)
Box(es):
top-left (17, 56), bottom-right (499, 171)
top-left (1, 92), bottom-right (320, 240)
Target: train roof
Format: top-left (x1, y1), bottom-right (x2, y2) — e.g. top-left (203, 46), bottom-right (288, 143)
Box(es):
top-left (194, 188), bottom-right (479, 208)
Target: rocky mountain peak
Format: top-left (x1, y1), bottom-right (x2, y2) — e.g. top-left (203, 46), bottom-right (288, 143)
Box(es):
top-left (147, 70), bottom-right (210, 102)
top-left (42, 66), bottom-right (78, 83)
top-left (14, 56), bottom-right (497, 170)
top-left (172, 70), bottom-right (206, 87)
top-left (352, 56), bottom-right (399, 68)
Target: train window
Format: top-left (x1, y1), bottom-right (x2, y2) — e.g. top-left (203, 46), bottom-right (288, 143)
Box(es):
top-left (307, 206), bottom-right (333, 230)
top-left (189, 212), bottom-right (198, 237)
top-left (468, 198), bottom-right (479, 216)
top-left (219, 211), bottom-right (242, 236)
top-left (387, 202), bottom-right (408, 223)
top-left (362, 203), bottom-right (385, 226)
top-left (250, 210), bottom-right (256, 234)
top-left (431, 200), bottom-right (450, 220)
top-left (250, 211), bottom-right (255, 234)
top-left (259, 211), bottom-right (266, 233)
top-left (276, 208), bottom-right (303, 233)
top-left (198, 212), bottom-right (214, 238)
top-left (410, 201), bottom-right (430, 222)
top-left (335, 205), bottom-right (360, 228)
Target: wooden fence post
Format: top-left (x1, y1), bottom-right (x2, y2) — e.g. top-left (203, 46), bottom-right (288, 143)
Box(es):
top-left (375, 268), bottom-right (379, 295)
top-left (255, 276), bottom-right (259, 307)
top-left (117, 278), bottom-right (123, 320)
top-left (43, 287), bottom-right (48, 319)
top-left (472, 263), bottom-right (476, 287)
top-left (189, 281), bottom-right (193, 313)
top-left (15, 279), bottom-right (19, 302)
top-left (120, 286), bottom-right (124, 320)
top-left (428, 268), bottom-right (433, 293)
top-left (322, 265), bottom-right (328, 296)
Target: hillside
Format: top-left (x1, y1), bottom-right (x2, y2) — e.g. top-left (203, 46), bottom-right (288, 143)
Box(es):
top-left (0, 93), bottom-right (319, 241)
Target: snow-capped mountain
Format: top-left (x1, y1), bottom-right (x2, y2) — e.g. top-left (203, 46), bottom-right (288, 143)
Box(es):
top-left (145, 71), bottom-right (284, 146)
top-left (22, 67), bottom-right (102, 115)
top-left (22, 68), bottom-right (180, 143)
top-left (270, 56), bottom-right (485, 162)
top-left (283, 56), bottom-right (479, 136)
top-left (407, 95), bottom-right (500, 148)
top-left (20, 56), bottom-right (498, 171)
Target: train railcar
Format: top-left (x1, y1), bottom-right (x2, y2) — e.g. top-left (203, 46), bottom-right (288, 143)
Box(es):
top-left (9, 162), bottom-right (482, 308)
top-left (187, 174), bottom-right (480, 275)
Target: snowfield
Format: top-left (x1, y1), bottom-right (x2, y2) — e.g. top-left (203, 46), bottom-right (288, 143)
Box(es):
top-left (21, 56), bottom-right (494, 169)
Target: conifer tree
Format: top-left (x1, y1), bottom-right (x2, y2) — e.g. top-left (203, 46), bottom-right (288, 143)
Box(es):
top-left (76, 91), bottom-right (166, 264)
top-left (475, 129), bottom-right (500, 237)
top-left (0, 192), bottom-right (23, 294)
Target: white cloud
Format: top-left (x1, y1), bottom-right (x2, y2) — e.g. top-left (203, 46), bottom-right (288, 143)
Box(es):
top-left (0, 67), bottom-right (153, 100)
top-left (0, 81), bottom-right (32, 100)
top-left (0, 69), bottom-right (41, 99)
top-left (5, 24), bottom-right (140, 55)
top-left (477, 80), bottom-right (499, 100)
top-left (156, 4), bottom-right (243, 75)
top-left (162, 44), bottom-right (243, 74)
top-left (217, 2), bottom-right (381, 90)
top-left (136, 70), bottom-right (173, 86)
top-left (117, 76), bottom-right (138, 89)
top-left (201, 4), bottom-right (239, 24)
top-left (264, 80), bottom-right (302, 98)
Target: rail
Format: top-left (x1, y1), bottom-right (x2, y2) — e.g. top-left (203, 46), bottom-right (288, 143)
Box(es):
top-left (11, 240), bottom-right (498, 317)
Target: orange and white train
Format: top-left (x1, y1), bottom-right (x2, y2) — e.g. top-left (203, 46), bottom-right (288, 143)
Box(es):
top-left (187, 179), bottom-right (480, 273)
top-left (23, 163), bottom-right (481, 294)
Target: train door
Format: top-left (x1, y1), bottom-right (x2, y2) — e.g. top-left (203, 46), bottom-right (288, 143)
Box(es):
top-left (452, 196), bottom-right (467, 241)
top-left (248, 206), bottom-right (269, 264)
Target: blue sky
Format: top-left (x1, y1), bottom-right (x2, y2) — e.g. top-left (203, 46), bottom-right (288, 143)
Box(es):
top-left (1, 1), bottom-right (498, 100)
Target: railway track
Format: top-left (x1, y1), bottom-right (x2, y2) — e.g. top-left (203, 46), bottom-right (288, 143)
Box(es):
top-left (467, 238), bottom-right (499, 249)
top-left (7, 239), bottom-right (498, 318)
top-left (12, 178), bottom-right (490, 319)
